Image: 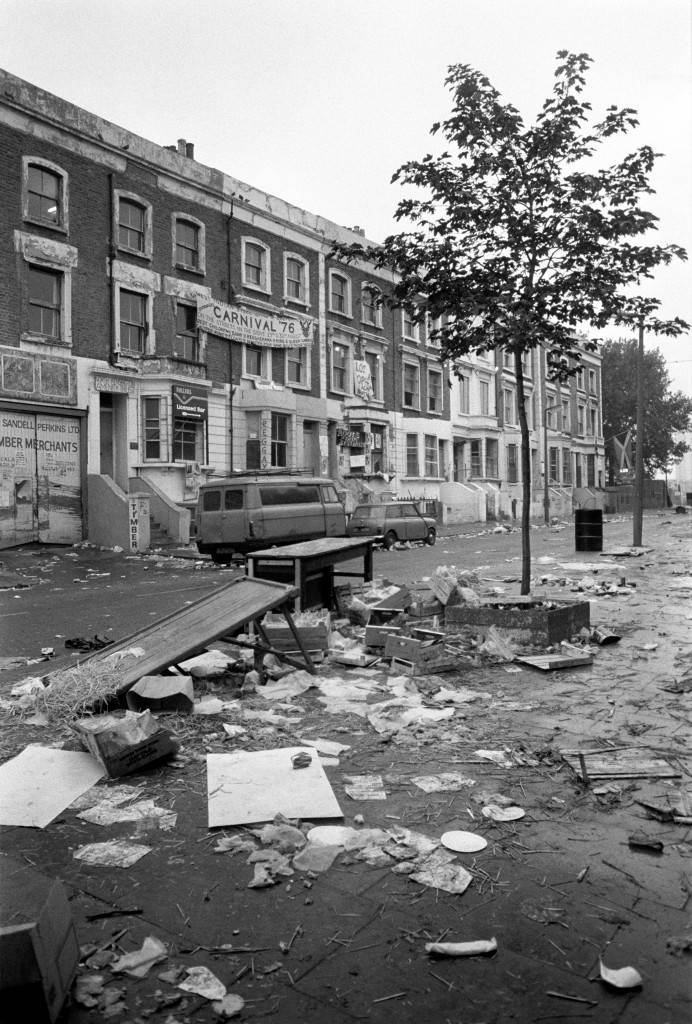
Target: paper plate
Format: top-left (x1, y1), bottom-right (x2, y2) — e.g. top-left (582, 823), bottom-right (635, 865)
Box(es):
top-left (482, 804), bottom-right (525, 822)
top-left (306, 825), bottom-right (354, 846)
top-left (440, 830), bottom-right (488, 853)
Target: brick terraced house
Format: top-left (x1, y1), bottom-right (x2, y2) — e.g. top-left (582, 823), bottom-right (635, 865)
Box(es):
top-left (0, 69), bottom-right (604, 550)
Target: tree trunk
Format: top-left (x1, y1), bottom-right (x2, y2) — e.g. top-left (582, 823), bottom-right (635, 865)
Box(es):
top-left (514, 352), bottom-right (532, 594)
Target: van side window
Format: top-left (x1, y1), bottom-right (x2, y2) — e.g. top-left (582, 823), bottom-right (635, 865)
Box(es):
top-left (224, 489), bottom-right (243, 510)
top-left (322, 485), bottom-right (340, 503)
top-left (202, 490), bottom-right (221, 511)
top-left (260, 484), bottom-right (320, 506)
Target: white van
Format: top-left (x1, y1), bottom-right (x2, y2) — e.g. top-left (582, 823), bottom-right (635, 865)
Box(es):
top-left (195, 473), bottom-right (346, 563)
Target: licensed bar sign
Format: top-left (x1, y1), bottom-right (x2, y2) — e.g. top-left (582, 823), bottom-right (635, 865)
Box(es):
top-left (172, 384), bottom-right (208, 421)
top-left (197, 299), bottom-right (314, 348)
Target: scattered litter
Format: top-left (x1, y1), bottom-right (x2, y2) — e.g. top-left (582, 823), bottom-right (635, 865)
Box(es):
top-left (517, 651), bottom-right (593, 671)
top-left (291, 751), bottom-right (313, 769)
top-left (126, 675), bottom-right (194, 714)
top-left (0, 746), bottom-right (104, 828)
top-left (475, 749), bottom-right (515, 768)
top-left (425, 938), bottom-right (497, 956)
top-left (591, 628), bottom-right (621, 645)
top-left (73, 840), bottom-right (152, 868)
top-left (482, 804), bottom-right (525, 822)
top-left (207, 747), bottom-right (342, 826)
top-left (440, 830), bottom-right (487, 853)
top-left (223, 723), bottom-right (247, 739)
top-left (412, 774), bottom-right (476, 794)
top-left (666, 933), bottom-right (692, 956)
top-left (343, 774), bottom-right (387, 800)
top-left (74, 974), bottom-right (107, 1007)
top-left (77, 797), bottom-right (177, 831)
top-left (74, 710), bottom-right (179, 778)
top-left (111, 936), bottom-right (167, 977)
top-left (195, 696), bottom-right (239, 715)
top-left (178, 965), bottom-right (227, 1000)
top-left (64, 635), bottom-right (113, 651)
top-left (562, 749), bottom-right (680, 782)
top-left (258, 671), bottom-right (316, 700)
top-left (212, 993), bottom-right (245, 1018)
top-left (252, 820), bottom-right (306, 852)
top-left (599, 959), bottom-right (643, 989)
top-left (628, 832), bottom-right (663, 853)
top-left (306, 825), bottom-right (357, 846)
top-left (293, 841), bottom-right (342, 872)
top-left (298, 737), bottom-right (351, 757)
top-left (409, 851), bottom-right (473, 895)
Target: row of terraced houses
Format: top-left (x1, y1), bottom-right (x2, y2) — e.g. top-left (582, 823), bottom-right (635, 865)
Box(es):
top-left (0, 68), bottom-right (605, 550)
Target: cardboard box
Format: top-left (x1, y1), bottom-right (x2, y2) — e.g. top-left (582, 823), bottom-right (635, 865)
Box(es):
top-left (126, 675), bottom-right (194, 713)
top-left (0, 856), bottom-right (79, 1023)
top-left (74, 711), bottom-right (179, 778)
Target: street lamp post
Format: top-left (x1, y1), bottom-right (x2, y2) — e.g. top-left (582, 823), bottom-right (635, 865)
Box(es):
top-left (543, 404), bottom-right (561, 525)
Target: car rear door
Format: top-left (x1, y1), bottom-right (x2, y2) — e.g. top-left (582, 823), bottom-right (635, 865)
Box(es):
top-left (400, 502), bottom-right (426, 541)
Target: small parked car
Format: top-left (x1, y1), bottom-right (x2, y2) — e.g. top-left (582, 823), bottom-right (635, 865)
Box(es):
top-left (345, 501), bottom-right (436, 548)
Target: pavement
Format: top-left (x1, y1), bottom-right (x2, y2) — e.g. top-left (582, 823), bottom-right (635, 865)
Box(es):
top-left (0, 514), bottom-right (690, 1023)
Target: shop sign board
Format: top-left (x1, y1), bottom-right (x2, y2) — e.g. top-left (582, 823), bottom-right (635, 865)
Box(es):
top-left (196, 300), bottom-right (314, 348)
top-left (172, 384), bottom-right (208, 421)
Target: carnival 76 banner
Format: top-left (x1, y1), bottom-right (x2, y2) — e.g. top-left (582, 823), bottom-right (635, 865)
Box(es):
top-left (197, 300), bottom-right (314, 348)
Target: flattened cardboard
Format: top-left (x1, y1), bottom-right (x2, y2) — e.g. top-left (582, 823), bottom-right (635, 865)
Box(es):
top-left (126, 675), bottom-right (194, 713)
top-left (207, 747), bottom-right (343, 827)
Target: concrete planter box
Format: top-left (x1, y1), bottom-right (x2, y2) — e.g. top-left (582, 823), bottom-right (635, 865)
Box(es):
top-left (445, 597), bottom-right (590, 645)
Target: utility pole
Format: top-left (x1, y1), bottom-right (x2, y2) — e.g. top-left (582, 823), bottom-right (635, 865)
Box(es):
top-left (543, 404), bottom-right (560, 525)
top-left (633, 319), bottom-right (645, 546)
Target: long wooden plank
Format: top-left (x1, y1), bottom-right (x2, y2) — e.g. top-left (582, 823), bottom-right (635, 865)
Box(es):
top-left (62, 576), bottom-right (298, 694)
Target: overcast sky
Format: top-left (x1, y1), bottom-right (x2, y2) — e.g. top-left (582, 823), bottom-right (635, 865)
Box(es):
top-left (3, 0), bottom-right (690, 391)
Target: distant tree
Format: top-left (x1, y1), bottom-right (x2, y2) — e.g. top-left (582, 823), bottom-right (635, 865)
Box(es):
top-left (601, 338), bottom-right (692, 481)
top-left (331, 51), bottom-right (688, 594)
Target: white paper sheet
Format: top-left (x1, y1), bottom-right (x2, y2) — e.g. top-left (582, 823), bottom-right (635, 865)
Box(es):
top-left (0, 745), bottom-right (104, 828)
top-left (207, 747), bottom-right (343, 827)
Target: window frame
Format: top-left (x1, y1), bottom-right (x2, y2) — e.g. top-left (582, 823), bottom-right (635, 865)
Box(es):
top-left (241, 237), bottom-right (271, 293)
top-left (115, 190), bottom-right (153, 259)
top-left (424, 434), bottom-right (439, 477)
top-left (173, 417), bottom-right (204, 463)
top-left (364, 349), bottom-right (382, 402)
top-left (562, 448), bottom-right (572, 484)
top-left (114, 285), bottom-right (153, 356)
top-left (503, 386), bottom-right (516, 425)
top-left (27, 264), bottom-right (62, 339)
top-left (458, 373), bottom-right (470, 414)
top-left (406, 433), bottom-right (419, 477)
top-left (328, 270), bottom-right (352, 317)
top-left (286, 346), bottom-right (310, 389)
top-left (428, 368), bottom-right (443, 415)
top-left (506, 443), bottom-right (519, 483)
top-left (174, 301), bottom-right (199, 362)
top-left (402, 307), bottom-right (420, 341)
top-left (479, 379), bottom-right (490, 416)
top-left (331, 339), bottom-right (351, 395)
top-left (173, 214), bottom-right (205, 274)
top-left (361, 283), bottom-right (382, 328)
top-left (142, 396), bottom-right (163, 461)
top-left (283, 252), bottom-right (309, 306)
top-left (22, 157), bottom-right (69, 233)
top-left (402, 361), bottom-right (420, 410)
top-left (270, 412), bottom-right (289, 468)
top-left (244, 343), bottom-right (264, 378)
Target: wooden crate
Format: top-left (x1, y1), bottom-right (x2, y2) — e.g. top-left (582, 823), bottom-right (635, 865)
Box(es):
top-left (364, 624), bottom-right (402, 648)
top-left (262, 610), bottom-right (330, 652)
top-left (384, 634), bottom-right (457, 676)
top-left (445, 598), bottom-right (590, 644)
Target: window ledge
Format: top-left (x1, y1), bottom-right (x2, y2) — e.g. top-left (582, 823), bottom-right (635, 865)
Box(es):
top-left (175, 263), bottom-right (205, 276)
top-left (283, 296), bottom-right (309, 308)
top-left (328, 309), bottom-right (353, 319)
top-left (21, 332), bottom-right (70, 347)
top-left (242, 282), bottom-right (271, 296)
top-left (23, 218), bottom-right (68, 235)
top-left (118, 246), bottom-right (151, 260)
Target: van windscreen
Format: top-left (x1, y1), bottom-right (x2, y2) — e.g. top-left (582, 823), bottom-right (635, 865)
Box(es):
top-left (202, 490), bottom-right (221, 511)
top-left (260, 484), bottom-right (320, 506)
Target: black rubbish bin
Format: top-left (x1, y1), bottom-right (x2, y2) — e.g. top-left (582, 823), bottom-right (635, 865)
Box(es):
top-left (575, 509), bottom-right (603, 552)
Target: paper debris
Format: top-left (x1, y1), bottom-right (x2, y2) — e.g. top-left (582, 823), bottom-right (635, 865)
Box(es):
top-left (111, 936), bottom-right (167, 977)
top-left (426, 938), bottom-right (497, 956)
top-left (212, 993), bottom-right (245, 1018)
top-left (78, 798), bottom-right (177, 830)
top-left (599, 959), bottom-right (643, 989)
top-left (482, 804), bottom-right (525, 822)
top-left (0, 745), bottom-right (104, 828)
top-left (412, 773), bottom-right (476, 793)
top-left (343, 774), bottom-right (387, 800)
top-left (179, 965), bottom-right (227, 1000)
top-left (293, 841), bottom-right (342, 872)
top-left (475, 749), bottom-right (515, 768)
top-left (409, 851), bottom-right (473, 894)
top-left (73, 839), bottom-right (152, 868)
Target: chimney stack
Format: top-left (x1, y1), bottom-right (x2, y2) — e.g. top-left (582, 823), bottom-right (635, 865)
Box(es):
top-left (185, 142), bottom-right (195, 159)
top-left (177, 138), bottom-right (186, 155)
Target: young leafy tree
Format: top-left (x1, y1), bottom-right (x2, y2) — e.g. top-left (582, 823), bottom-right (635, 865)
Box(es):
top-left (332, 51), bottom-right (688, 594)
top-left (601, 338), bottom-right (692, 481)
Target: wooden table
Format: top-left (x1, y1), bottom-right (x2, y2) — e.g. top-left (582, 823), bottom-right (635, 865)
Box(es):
top-left (246, 536), bottom-right (374, 612)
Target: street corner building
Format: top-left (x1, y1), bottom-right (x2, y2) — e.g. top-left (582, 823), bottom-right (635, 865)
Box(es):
top-left (0, 69), bottom-right (606, 552)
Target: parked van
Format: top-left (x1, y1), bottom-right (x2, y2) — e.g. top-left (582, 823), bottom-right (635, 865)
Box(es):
top-left (195, 474), bottom-right (346, 562)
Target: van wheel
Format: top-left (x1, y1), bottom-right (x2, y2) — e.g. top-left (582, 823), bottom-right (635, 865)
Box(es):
top-left (426, 527), bottom-right (437, 546)
top-left (383, 530), bottom-right (397, 550)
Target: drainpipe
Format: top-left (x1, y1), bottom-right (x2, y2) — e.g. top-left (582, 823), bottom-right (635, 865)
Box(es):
top-left (227, 205), bottom-right (235, 472)
top-left (108, 174), bottom-right (115, 365)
